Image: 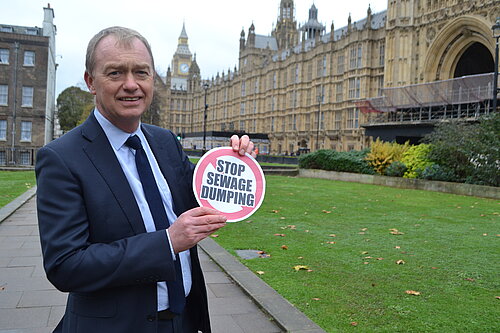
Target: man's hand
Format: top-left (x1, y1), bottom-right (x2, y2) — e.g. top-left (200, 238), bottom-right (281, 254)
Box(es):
top-left (230, 134), bottom-right (256, 158)
top-left (168, 207), bottom-right (226, 253)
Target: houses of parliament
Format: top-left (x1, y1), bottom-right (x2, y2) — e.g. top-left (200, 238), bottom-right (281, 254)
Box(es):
top-left (154, 0), bottom-right (499, 155)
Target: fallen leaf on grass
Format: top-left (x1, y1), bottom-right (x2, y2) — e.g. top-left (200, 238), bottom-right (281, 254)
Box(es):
top-left (281, 245), bottom-right (288, 250)
top-left (325, 241), bottom-right (336, 244)
top-left (293, 265), bottom-right (310, 271)
top-left (329, 234), bottom-right (336, 237)
top-left (350, 322), bottom-right (358, 326)
top-left (390, 228), bottom-right (404, 235)
top-left (405, 290), bottom-right (421, 296)
top-left (395, 246), bottom-right (401, 249)
top-left (211, 234), bottom-right (219, 238)
top-left (396, 260), bottom-right (406, 265)
top-left (377, 258), bottom-right (384, 260)
top-left (256, 271), bottom-right (265, 275)
top-left (322, 210), bottom-right (332, 214)
top-left (495, 296), bottom-right (500, 300)
top-left (312, 297), bottom-right (321, 301)
top-left (271, 210), bottom-right (279, 213)
top-left (274, 233), bottom-right (286, 237)
top-left (465, 278), bottom-right (475, 282)
top-left (361, 251), bottom-right (369, 254)
top-left (280, 217), bottom-right (286, 220)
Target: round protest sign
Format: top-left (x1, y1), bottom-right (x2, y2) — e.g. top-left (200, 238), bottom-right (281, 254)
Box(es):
top-left (193, 147), bottom-right (266, 222)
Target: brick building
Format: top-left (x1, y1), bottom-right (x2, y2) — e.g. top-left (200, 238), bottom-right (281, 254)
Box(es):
top-left (0, 5), bottom-right (56, 166)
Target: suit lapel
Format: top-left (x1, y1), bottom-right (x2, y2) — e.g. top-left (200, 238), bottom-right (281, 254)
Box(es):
top-left (81, 114), bottom-right (146, 235)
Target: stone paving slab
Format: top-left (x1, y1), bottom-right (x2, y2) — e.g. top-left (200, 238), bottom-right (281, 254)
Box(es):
top-left (199, 238), bottom-right (326, 333)
top-left (0, 193), bottom-right (285, 333)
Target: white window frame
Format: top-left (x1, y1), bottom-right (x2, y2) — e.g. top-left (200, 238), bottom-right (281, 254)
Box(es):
top-left (0, 119), bottom-right (7, 140)
top-left (20, 121), bottom-right (32, 142)
top-left (23, 50), bottom-right (35, 66)
top-left (0, 49), bottom-right (9, 64)
top-left (22, 86), bottom-right (34, 107)
top-left (0, 85), bottom-right (8, 105)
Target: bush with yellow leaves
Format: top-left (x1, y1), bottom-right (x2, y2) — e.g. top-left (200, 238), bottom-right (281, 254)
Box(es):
top-left (366, 138), bottom-right (410, 175)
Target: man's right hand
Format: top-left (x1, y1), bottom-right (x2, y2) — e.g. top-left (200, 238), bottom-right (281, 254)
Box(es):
top-left (168, 207), bottom-right (227, 253)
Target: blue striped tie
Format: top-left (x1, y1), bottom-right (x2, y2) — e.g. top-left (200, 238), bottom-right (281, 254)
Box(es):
top-left (125, 134), bottom-right (185, 314)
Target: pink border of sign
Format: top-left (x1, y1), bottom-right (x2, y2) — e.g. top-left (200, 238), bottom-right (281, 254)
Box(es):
top-left (193, 147), bottom-right (266, 222)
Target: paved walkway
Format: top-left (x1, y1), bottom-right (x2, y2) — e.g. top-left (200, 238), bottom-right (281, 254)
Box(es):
top-left (0, 189), bottom-right (324, 333)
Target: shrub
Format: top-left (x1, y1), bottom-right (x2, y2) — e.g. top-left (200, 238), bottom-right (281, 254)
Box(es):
top-left (424, 113), bottom-right (500, 186)
top-left (365, 138), bottom-right (410, 174)
top-left (299, 149), bottom-right (375, 174)
top-left (400, 144), bottom-right (433, 178)
top-left (421, 164), bottom-right (457, 182)
top-left (385, 161), bottom-right (407, 177)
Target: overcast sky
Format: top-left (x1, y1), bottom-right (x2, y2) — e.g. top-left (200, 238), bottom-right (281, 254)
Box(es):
top-left (1, 0), bottom-right (387, 97)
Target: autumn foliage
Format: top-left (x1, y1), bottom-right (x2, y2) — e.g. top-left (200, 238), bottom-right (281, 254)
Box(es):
top-left (365, 138), bottom-right (409, 175)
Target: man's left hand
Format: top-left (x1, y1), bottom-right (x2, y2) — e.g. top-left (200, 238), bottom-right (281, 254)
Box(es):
top-left (230, 135), bottom-right (256, 158)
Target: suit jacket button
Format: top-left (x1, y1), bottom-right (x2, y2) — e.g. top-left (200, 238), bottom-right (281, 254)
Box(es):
top-left (147, 315), bottom-right (155, 322)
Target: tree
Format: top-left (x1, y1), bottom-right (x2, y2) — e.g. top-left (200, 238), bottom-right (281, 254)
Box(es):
top-left (142, 90), bottom-right (162, 126)
top-left (57, 86), bottom-right (94, 131)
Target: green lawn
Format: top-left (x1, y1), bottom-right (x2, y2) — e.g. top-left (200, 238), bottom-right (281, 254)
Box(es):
top-left (213, 175), bottom-right (499, 332)
top-left (0, 171), bottom-right (35, 208)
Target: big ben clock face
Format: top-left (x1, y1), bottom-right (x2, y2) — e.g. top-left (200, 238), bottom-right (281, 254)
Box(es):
top-left (180, 63), bottom-right (189, 73)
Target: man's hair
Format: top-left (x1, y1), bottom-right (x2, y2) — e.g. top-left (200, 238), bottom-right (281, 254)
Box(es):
top-left (85, 26), bottom-right (155, 75)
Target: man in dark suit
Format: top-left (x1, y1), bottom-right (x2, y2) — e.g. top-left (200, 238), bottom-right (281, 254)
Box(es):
top-left (36, 26), bottom-right (255, 333)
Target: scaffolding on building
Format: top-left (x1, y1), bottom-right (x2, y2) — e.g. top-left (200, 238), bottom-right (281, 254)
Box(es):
top-left (357, 73), bottom-right (497, 124)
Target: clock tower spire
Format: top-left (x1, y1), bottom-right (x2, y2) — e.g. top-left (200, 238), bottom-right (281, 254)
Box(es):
top-left (170, 23), bottom-right (193, 90)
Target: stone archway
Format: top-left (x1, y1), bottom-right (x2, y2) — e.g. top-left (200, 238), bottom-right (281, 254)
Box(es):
top-left (423, 16), bottom-right (495, 81)
top-left (453, 42), bottom-right (494, 78)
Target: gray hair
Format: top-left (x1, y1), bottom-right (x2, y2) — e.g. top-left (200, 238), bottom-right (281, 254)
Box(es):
top-left (85, 26), bottom-right (155, 75)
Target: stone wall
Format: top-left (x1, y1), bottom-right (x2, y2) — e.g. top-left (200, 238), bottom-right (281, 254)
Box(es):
top-left (299, 169), bottom-right (499, 199)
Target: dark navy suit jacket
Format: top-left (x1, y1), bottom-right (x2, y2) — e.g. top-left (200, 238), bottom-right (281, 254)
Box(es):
top-left (36, 113), bottom-right (210, 333)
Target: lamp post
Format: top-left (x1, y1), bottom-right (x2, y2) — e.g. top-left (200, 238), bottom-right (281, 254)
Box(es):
top-left (202, 82), bottom-right (209, 154)
top-left (316, 93), bottom-right (323, 151)
top-left (492, 18), bottom-right (500, 113)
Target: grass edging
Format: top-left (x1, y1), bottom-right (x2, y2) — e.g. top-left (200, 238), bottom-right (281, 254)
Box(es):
top-left (199, 237), bottom-right (326, 333)
top-left (0, 186), bottom-right (37, 223)
top-left (299, 169), bottom-right (499, 200)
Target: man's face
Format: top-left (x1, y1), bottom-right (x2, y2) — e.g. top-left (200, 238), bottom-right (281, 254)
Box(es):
top-left (84, 35), bottom-right (154, 132)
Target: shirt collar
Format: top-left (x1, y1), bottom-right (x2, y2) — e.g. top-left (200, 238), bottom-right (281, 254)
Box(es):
top-left (93, 108), bottom-right (143, 151)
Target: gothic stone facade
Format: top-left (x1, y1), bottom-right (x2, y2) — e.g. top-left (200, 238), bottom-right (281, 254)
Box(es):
top-left (161, 0), bottom-right (499, 155)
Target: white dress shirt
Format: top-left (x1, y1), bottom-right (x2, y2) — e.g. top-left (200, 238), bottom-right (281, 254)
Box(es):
top-left (94, 109), bottom-right (192, 311)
